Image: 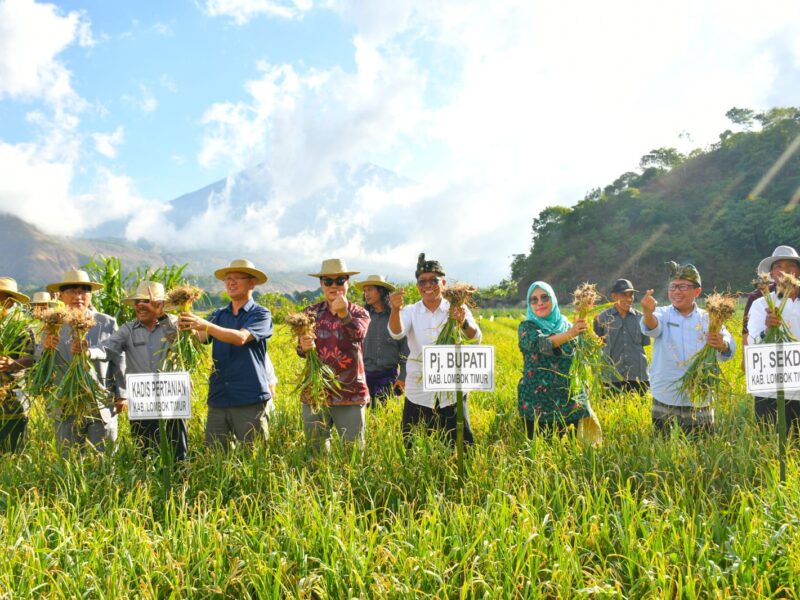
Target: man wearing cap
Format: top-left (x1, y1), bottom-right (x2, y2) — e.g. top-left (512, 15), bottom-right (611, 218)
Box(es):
top-left (42, 269), bottom-right (124, 451)
top-left (388, 253), bottom-right (481, 448)
top-left (593, 278), bottom-right (650, 395)
top-left (354, 275), bottom-right (408, 407)
top-left (295, 259), bottom-right (370, 450)
top-left (747, 246), bottom-right (800, 429)
top-left (641, 262), bottom-right (735, 435)
top-left (179, 259), bottom-right (273, 448)
top-left (85, 281), bottom-right (187, 460)
top-left (0, 278), bottom-right (35, 453)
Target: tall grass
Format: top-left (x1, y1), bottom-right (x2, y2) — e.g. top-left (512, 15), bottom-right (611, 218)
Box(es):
top-left (2, 311), bottom-right (800, 597)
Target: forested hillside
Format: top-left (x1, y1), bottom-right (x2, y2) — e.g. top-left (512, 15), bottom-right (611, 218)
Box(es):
top-left (511, 107), bottom-right (800, 301)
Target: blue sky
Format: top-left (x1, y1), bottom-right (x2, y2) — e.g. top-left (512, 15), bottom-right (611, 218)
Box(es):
top-left (2, 0), bottom-right (800, 284)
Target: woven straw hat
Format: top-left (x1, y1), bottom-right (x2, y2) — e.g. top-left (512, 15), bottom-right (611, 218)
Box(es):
top-left (757, 245), bottom-right (800, 276)
top-left (214, 259), bottom-right (268, 285)
top-left (29, 291), bottom-right (55, 306)
top-left (46, 269), bottom-right (103, 294)
top-left (353, 274), bottom-right (395, 292)
top-left (308, 258), bottom-right (360, 278)
top-left (124, 281), bottom-right (166, 305)
top-left (0, 277), bottom-right (30, 303)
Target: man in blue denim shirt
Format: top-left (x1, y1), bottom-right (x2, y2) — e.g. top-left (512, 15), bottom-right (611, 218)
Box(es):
top-left (641, 262), bottom-right (734, 435)
top-left (180, 259), bottom-right (273, 448)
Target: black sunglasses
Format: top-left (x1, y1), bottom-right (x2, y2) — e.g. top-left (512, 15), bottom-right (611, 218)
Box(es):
top-left (321, 276), bottom-right (349, 286)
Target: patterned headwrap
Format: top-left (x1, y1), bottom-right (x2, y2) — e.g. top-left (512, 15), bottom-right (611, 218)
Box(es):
top-left (666, 261), bottom-right (701, 286)
top-left (415, 253), bottom-right (445, 278)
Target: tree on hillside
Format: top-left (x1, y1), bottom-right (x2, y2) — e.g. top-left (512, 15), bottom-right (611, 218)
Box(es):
top-left (509, 107), bottom-right (800, 302)
top-left (639, 147), bottom-right (685, 171)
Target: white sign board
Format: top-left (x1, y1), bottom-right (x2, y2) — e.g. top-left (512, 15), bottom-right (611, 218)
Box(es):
top-left (126, 371), bottom-right (192, 420)
top-left (745, 342), bottom-right (800, 395)
top-left (422, 345), bottom-right (495, 392)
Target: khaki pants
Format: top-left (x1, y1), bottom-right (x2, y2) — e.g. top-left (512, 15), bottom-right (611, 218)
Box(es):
top-left (205, 402), bottom-right (270, 448)
top-left (302, 404), bottom-right (366, 452)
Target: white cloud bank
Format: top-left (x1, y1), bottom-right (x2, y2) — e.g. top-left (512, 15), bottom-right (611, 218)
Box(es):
top-left (157, 0), bottom-right (800, 282)
top-left (2, 0), bottom-right (800, 284)
top-left (0, 0), bottom-right (162, 238)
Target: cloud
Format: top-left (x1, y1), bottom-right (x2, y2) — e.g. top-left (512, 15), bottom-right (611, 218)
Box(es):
top-left (0, 1), bottom-right (163, 241)
top-left (92, 126), bottom-right (125, 158)
top-left (122, 84), bottom-right (158, 113)
top-left (0, 0), bottom-right (89, 106)
top-left (182, 0), bottom-right (800, 283)
top-left (201, 0), bottom-right (313, 24)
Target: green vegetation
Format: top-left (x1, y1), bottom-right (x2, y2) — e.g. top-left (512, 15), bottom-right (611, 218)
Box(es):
top-left (511, 107), bottom-right (800, 302)
top-left (2, 309), bottom-right (800, 597)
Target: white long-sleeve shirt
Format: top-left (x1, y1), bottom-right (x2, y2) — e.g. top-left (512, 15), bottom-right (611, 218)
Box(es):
top-left (748, 293), bottom-right (800, 400)
top-left (388, 298), bottom-right (480, 408)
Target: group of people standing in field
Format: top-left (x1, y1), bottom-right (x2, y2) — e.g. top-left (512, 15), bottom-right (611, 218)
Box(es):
top-left (0, 244), bottom-right (796, 459)
top-left (0, 253), bottom-right (476, 457)
top-left (522, 244), bottom-right (800, 438)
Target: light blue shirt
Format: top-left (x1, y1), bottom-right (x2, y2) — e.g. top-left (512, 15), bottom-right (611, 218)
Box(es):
top-left (641, 304), bottom-right (734, 407)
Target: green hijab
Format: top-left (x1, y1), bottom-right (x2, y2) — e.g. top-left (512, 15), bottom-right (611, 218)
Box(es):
top-left (525, 281), bottom-right (570, 335)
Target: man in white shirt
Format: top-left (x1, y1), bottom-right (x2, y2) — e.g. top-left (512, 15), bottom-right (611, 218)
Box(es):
top-left (388, 253), bottom-right (481, 448)
top-left (747, 245), bottom-right (800, 430)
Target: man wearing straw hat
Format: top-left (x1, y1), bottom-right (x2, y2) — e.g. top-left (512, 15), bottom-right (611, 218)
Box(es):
top-left (747, 245), bottom-right (800, 429)
top-left (179, 259), bottom-right (273, 447)
top-left (0, 278), bottom-right (35, 453)
top-left (353, 275), bottom-right (408, 407)
top-left (86, 281), bottom-right (188, 460)
top-left (641, 262), bottom-right (734, 435)
top-left (28, 291), bottom-right (58, 320)
top-left (297, 258), bottom-right (370, 450)
top-left (42, 269), bottom-right (124, 451)
top-left (388, 253), bottom-right (481, 448)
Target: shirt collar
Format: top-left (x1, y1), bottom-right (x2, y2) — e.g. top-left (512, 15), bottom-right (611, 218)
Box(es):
top-left (223, 298), bottom-right (256, 313)
top-left (670, 304), bottom-right (698, 318)
top-left (132, 314), bottom-right (171, 330)
top-left (415, 297), bottom-right (449, 314)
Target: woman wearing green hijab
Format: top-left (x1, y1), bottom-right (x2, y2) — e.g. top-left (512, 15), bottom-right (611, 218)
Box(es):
top-left (517, 281), bottom-right (591, 439)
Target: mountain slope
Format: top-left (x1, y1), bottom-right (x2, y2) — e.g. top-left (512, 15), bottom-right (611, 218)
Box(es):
top-left (511, 108), bottom-right (800, 299)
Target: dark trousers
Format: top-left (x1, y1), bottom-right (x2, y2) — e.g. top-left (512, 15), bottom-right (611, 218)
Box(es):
top-left (754, 396), bottom-right (800, 433)
top-left (523, 418), bottom-right (575, 440)
top-left (401, 397), bottom-right (474, 449)
top-left (0, 416), bottom-right (27, 453)
top-left (366, 368), bottom-right (400, 408)
top-left (606, 380), bottom-right (650, 395)
top-left (131, 418), bottom-right (188, 461)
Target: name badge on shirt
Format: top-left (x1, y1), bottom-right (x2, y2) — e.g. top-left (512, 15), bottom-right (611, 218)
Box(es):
top-left (667, 322), bottom-right (679, 328)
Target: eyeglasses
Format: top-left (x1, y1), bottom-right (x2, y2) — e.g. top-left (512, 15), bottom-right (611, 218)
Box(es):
top-left (60, 287), bottom-right (91, 295)
top-left (669, 283), bottom-right (696, 292)
top-left (417, 277), bottom-right (441, 287)
top-left (133, 299), bottom-right (151, 306)
top-left (321, 276), bottom-right (349, 286)
top-left (529, 294), bottom-right (551, 305)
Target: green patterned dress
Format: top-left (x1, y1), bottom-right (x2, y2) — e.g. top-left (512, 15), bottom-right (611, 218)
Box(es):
top-left (517, 319), bottom-right (590, 425)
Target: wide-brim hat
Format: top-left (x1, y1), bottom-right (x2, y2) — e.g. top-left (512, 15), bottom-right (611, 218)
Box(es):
top-left (308, 258), bottom-right (360, 278)
top-left (0, 277), bottom-right (30, 303)
top-left (29, 291), bottom-right (55, 306)
top-left (124, 281), bottom-right (166, 305)
top-left (46, 269), bottom-right (103, 294)
top-left (214, 259), bottom-right (268, 285)
top-left (610, 278), bottom-right (638, 294)
top-left (353, 274), bottom-right (395, 292)
top-left (757, 245), bottom-right (800, 276)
